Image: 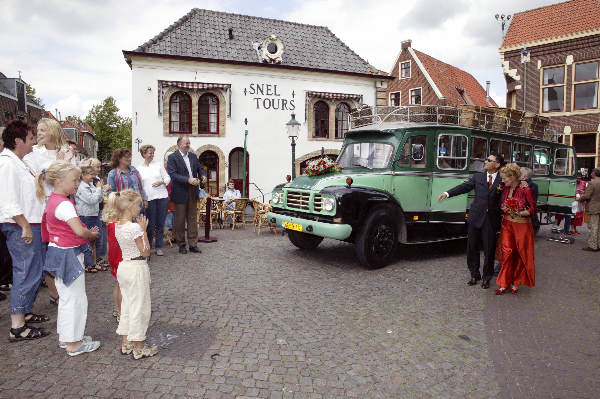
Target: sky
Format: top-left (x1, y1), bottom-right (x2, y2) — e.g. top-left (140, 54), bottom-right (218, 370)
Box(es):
top-left (1, 0), bottom-right (561, 119)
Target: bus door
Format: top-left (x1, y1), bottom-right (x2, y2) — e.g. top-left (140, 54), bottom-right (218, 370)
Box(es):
top-left (548, 147), bottom-right (577, 213)
top-left (430, 130), bottom-right (471, 223)
top-left (533, 146), bottom-right (551, 208)
top-left (393, 133), bottom-right (431, 218)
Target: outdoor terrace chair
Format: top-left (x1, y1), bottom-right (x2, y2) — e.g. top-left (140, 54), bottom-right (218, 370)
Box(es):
top-left (252, 200), bottom-right (277, 236)
top-left (223, 198), bottom-right (248, 230)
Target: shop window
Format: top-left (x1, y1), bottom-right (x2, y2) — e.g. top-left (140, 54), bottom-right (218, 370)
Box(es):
top-left (389, 91), bottom-right (401, 106)
top-left (572, 133), bottom-right (597, 154)
top-left (400, 61), bottom-right (411, 78)
top-left (409, 88), bottom-right (422, 105)
top-left (169, 91), bottom-right (192, 134)
top-left (198, 93), bottom-right (219, 134)
top-left (573, 61), bottom-right (599, 110)
top-left (490, 139), bottom-right (511, 160)
top-left (554, 148), bottom-right (574, 176)
top-left (470, 136), bottom-right (488, 171)
top-left (313, 101), bottom-right (329, 138)
top-left (335, 102), bottom-right (350, 139)
top-left (541, 66), bottom-right (565, 112)
top-left (512, 143), bottom-right (533, 167)
top-left (533, 146), bottom-right (550, 175)
top-left (437, 134), bottom-right (467, 170)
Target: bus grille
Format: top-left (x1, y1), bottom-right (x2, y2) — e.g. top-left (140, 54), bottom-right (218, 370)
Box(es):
top-left (286, 191), bottom-right (322, 212)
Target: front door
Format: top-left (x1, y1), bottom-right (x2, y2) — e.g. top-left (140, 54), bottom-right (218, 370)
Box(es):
top-left (229, 148), bottom-right (249, 196)
top-left (393, 133), bottom-right (431, 216)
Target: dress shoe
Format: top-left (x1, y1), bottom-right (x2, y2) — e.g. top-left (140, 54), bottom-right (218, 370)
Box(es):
top-left (188, 246), bottom-right (202, 253)
top-left (495, 288), bottom-right (507, 295)
top-left (481, 281), bottom-right (490, 289)
top-left (467, 278), bottom-right (480, 286)
top-left (179, 246), bottom-right (188, 254)
top-left (582, 247), bottom-right (599, 252)
top-left (511, 287), bottom-right (519, 294)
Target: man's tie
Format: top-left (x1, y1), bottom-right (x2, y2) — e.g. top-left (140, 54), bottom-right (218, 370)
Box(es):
top-left (488, 174), bottom-right (493, 189)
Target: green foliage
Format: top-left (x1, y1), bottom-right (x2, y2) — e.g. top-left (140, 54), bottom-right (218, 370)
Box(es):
top-left (25, 83), bottom-right (44, 108)
top-left (85, 97), bottom-right (131, 161)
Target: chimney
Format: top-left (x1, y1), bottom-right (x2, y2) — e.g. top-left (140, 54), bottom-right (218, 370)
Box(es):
top-left (228, 28), bottom-right (234, 40)
top-left (401, 39), bottom-right (412, 51)
top-left (58, 111), bottom-right (62, 121)
top-left (485, 81), bottom-right (491, 104)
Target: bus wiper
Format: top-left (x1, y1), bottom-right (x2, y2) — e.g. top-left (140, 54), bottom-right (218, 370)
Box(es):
top-left (352, 162), bottom-right (372, 169)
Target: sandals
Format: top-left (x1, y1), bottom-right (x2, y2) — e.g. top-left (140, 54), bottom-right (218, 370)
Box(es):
top-left (94, 264), bottom-right (108, 272)
top-left (9, 325), bottom-right (50, 342)
top-left (121, 343), bottom-right (134, 355)
top-left (131, 344), bottom-right (158, 360)
top-left (112, 309), bottom-right (120, 322)
top-left (24, 313), bottom-right (50, 323)
top-left (49, 295), bottom-right (59, 306)
top-left (85, 266), bottom-right (97, 273)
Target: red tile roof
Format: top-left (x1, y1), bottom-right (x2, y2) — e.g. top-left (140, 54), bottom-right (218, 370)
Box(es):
top-left (412, 49), bottom-right (497, 107)
top-left (60, 120), bottom-right (95, 136)
top-left (501, 0), bottom-right (600, 49)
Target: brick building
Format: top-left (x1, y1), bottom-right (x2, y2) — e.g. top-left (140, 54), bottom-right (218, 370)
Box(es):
top-left (60, 119), bottom-right (98, 160)
top-left (386, 40), bottom-right (496, 108)
top-left (499, 0), bottom-right (600, 173)
top-left (0, 72), bottom-right (44, 134)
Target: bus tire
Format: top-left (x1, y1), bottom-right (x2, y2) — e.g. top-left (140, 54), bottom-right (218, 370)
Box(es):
top-left (287, 230), bottom-right (324, 249)
top-left (355, 207), bottom-right (398, 269)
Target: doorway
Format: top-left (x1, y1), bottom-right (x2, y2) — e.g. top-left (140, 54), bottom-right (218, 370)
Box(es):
top-left (229, 147), bottom-right (249, 196)
top-left (198, 150), bottom-right (219, 196)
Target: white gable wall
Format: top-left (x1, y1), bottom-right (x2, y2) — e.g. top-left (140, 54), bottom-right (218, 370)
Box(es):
top-left (130, 57), bottom-right (377, 200)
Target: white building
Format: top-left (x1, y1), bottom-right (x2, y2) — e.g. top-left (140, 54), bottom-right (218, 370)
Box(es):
top-left (123, 8), bottom-right (390, 199)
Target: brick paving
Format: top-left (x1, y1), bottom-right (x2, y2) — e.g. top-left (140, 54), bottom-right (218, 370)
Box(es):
top-left (0, 224), bottom-right (597, 398)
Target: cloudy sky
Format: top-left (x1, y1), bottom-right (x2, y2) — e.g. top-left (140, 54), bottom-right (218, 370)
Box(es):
top-left (1, 0), bottom-right (559, 119)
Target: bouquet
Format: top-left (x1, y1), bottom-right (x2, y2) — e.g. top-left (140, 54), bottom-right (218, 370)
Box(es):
top-left (305, 158), bottom-right (342, 177)
top-left (503, 197), bottom-right (521, 217)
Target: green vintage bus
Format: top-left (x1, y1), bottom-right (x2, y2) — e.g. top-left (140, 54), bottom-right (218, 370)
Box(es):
top-left (267, 105), bottom-right (577, 268)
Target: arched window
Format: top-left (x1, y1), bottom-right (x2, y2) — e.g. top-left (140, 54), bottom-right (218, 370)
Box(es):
top-left (169, 91), bottom-right (192, 134)
top-left (198, 93), bottom-right (219, 134)
top-left (335, 102), bottom-right (350, 139)
top-left (313, 101), bottom-right (329, 138)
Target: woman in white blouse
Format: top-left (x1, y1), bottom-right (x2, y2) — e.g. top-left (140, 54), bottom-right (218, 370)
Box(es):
top-left (136, 145), bottom-right (171, 256)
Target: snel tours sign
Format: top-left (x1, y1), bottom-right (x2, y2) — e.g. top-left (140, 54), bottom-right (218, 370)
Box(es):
top-left (244, 83), bottom-right (296, 111)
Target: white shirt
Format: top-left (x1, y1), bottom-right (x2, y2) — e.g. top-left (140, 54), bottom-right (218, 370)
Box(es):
top-left (23, 145), bottom-right (74, 199)
top-left (48, 201), bottom-right (79, 248)
top-left (487, 171), bottom-right (498, 186)
top-left (115, 222), bottom-right (146, 260)
top-left (179, 150), bottom-right (193, 178)
top-left (0, 149), bottom-right (45, 224)
top-left (136, 161), bottom-right (171, 201)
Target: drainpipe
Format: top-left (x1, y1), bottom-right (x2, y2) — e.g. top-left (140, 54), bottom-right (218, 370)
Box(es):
top-left (521, 46), bottom-right (530, 112)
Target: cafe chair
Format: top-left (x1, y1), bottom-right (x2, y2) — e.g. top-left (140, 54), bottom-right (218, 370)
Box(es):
top-left (252, 200), bottom-right (277, 236)
top-left (224, 198), bottom-right (248, 230)
top-left (210, 198), bottom-right (224, 230)
top-left (196, 197), bottom-right (208, 227)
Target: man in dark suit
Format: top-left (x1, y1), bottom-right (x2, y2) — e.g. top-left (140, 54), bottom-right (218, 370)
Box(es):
top-left (167, 136), bottom-right (206, 254)
top-left (438, 152), bottom-right (504, 289)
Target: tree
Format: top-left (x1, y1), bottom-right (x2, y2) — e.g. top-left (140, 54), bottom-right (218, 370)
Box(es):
top-left (85, 97), bottom-right (131, 161)
top-left (25, 83), bottom-right (44, 108)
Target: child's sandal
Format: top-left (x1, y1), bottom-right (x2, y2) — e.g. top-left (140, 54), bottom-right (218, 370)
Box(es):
top-left (131, 344), bottom-right (158, 360)
top-left (112, 309), bottom-right (120, 322)
top-left (121, 343), bottom-right (134, 355)
top-left (85, 266), bottom-right (97, 273)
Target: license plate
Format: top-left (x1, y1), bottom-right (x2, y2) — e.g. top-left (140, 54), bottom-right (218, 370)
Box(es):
top-left (283, 221), bottom-right (302, 232)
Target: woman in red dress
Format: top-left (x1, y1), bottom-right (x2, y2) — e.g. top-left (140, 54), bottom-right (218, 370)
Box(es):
top-left (496, 163), bottom-right (536, 294)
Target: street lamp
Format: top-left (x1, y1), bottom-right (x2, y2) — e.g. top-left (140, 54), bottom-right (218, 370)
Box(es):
top-left (494, 13), bottom-right (511, 38)
top-left (286, 113), bottom-right (300, 179)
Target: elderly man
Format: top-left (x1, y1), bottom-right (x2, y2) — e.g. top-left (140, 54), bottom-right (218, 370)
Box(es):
top-left (167, 136), bottom-right (206, 254)
top-left (580, 168), bottom-right (600, 251)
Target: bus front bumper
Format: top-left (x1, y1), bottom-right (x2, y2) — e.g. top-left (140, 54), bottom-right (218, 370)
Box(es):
top-left (267, 212), bottom-right (352, 240)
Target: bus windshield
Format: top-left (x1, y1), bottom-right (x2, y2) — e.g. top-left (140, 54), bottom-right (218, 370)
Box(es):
top-left (338, 142), bottom-right (394, 169)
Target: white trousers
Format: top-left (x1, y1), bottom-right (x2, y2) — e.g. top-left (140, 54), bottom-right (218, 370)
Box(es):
top-left (55, 256), bottom-right (88, 343)
top-left (116, 260), bottom-right (151, 341)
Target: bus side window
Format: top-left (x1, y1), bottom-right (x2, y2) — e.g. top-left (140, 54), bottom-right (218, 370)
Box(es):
top-left (470, 136), bottom-right (487, 172)
top-left (533, 147), bottom-right (550, 175)
top-left (513, 143), bottom-right (533, 167)
top-left (490, 139), bottom-right (511, 160)
top-left (398, 135), bottom-right (427, 168)
top-left (437, 134), bottom-right (467, 170)
top-left (554, 148), bottom-right (574, 176)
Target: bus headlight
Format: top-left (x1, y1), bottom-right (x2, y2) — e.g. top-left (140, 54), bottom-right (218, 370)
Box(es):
top-left (272, 192), bottom-right (281, 204)
top-left (323, 197), bottom-right (335, 211)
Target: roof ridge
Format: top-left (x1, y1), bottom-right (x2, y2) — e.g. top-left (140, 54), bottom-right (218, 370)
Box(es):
top-left (511, 0), bottom-right (573, 17)
top-left (191, 7), bottom-right (328, 30)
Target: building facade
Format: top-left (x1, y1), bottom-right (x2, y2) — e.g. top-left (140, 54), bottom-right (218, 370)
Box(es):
top-left (499, 0), bottom-right (600, 173)
top-left (387, 40), bottom-right (496, 108)
top-left (60, 120), bottom-right (98, 160)
top-left (0, 72), bottom-right (44, 134)
top-left (123, 9), bottom-right (391, 198)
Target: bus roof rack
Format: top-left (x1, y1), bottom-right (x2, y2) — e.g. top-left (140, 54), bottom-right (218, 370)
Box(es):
top-left (349, 105), bottom-right (559, 143)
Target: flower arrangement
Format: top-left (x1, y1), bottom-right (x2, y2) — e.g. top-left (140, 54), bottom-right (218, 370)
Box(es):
top-left (305, 158), bottom-right (342, 177)
top-left (503, 197), bottom-right (522, 217)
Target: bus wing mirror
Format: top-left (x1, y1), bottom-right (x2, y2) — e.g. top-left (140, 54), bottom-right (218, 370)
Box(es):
top-left (412, 144), bottom-right (424, 161)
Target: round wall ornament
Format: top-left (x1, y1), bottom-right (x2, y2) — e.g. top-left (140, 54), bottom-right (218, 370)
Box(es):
top-left (260, 35), bottom-right (284, 64)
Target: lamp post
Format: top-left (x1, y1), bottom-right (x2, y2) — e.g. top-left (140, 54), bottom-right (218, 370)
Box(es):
top-left (494, 14), bottom-right (512, 38)
top-left (286, 113), bottom-right (300, 179)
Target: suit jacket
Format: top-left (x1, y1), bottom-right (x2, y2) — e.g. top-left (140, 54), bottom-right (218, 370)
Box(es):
top-left (167, 150), bottom-right (206, 204)
top-left (581, 178), bottom-right (600, 214)
top-left (526, 178), bottom-right (539, 202)
top-left (447, 172), bottom-right (502, 230)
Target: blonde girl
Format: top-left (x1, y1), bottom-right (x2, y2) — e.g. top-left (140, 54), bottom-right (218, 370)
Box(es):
top-left (36, 160), bottom-right (101, 356)
top-left (103, 189), bottom-right (157, 359)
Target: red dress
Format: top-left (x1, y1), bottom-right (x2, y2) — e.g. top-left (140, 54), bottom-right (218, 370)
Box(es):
top-left (107, 222), bottom-right (123, 281)
top-left (496, 186), bottom-right (536, 288)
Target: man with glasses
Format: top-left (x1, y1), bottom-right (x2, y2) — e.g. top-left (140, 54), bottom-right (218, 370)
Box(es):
top-left (438, 153), bottom-right (505, 289)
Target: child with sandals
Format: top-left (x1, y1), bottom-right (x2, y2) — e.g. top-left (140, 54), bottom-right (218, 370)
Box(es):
top-left (103, 212), bottom-right (123, 323)
top-left (36, 160), bottom-right (101, 356)
top-left (103, 189), bottom-right (157, 359)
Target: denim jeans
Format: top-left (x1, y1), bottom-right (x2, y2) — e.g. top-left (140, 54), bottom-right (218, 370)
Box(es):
top-left (80, 216), bottom-right (99, 266)
top-left (146, 198), bottom-right (169, 249)
top-left (0, 224), bottom-right (45, 315)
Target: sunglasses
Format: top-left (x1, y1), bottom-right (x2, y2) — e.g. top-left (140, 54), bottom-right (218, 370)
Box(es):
top-left (485, 158), bottom-right (497, 163)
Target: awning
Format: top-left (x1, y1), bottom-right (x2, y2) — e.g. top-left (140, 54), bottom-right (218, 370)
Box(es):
top-left (158, 80), bottom-right (231, 115)
top-left (305, 91), bottom-right (363, 120)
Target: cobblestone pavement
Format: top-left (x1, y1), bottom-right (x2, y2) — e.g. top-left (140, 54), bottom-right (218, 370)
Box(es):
top-left (0, 224), bottom-right (597, 398)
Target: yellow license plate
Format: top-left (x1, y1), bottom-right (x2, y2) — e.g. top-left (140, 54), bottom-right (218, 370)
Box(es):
top-left (283, 221), bottom-right (302, 232)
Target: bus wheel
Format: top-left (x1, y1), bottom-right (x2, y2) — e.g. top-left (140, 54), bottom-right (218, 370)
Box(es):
top-left (355, 208), bottom-right (398, 269)
top-left (287, 230), bottom-right (324, 249)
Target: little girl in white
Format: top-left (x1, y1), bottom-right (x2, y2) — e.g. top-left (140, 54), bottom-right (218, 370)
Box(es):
top-left (36, 160), bottom-right (100, 356)
top-left (103, 189), bottom-right (157, 359)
